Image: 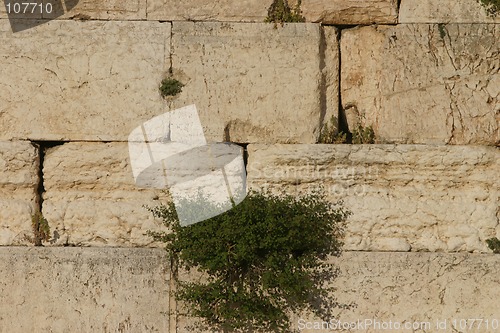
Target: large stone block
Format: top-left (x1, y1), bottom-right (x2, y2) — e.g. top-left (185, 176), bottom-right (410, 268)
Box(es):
top-left (169, 22), bottom-right (325, 144)
top-left (341, 24), bottom-right (499, 145)
top-left (147, 0), bottom-right (397, 24)
top-left (301, 0), bottom-right (398, 24)
top-left (42, 142), bottom-right (170, 246)
top-left (0, 247), bottom-right (169, 332)
top-left (247, 144), bottom-right (500, 252)
top-left (0, 0), bottom-right (147, 21)
top-left (0, 141), bottom-right (39, 245)
top-left (400, 0), bottom-right (500, 23)
top-left (292, 252), bottom-right (500, 332)
top-left (0, 19), bottom-right (169, 141)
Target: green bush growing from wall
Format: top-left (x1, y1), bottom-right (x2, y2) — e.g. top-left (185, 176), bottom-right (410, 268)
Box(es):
top-left (148, 190), bottom-right (350, 332)
top-left (478, 0), bottom-right (500, 16)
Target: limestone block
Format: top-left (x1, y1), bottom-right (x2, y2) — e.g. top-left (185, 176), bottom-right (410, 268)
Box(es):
top-left (341, 24), bottom-right (499, 145)
top-left (292, 252), bottom-right (500, 332)
top-left (301, 0), bottom-right (398, 24)
top-left (0, 141), bottom-right (39, 245)
top-left (1, 0), bottom-right (146, 21)
top-left (0, 19), bottom-right (169, 141)
top-left (44, 0), bottom-right (147, 20)
top-left (147, 0), bottom-right (268, 22)
top-left (322, 26), bottom-right (340, 135)
top-left (42, 142), bottom-right (171, 246)
top-left (169, 22), bottom-right (325, 144)
top-left (247, 144), bottom-right (500, 252)
top-left (147, 0), bottom-right (397, 24)
top-left (400, 0), bottom-right (500, 23)
top-left (0, 247), bottom-right (169, 332)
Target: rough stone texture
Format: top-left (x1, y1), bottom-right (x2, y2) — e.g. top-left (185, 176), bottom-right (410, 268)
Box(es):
top-left (400, 0), bottom-right (500, 23)
top-left (42, 142), bottom-right (170, 246)
top-left (341, 24), bottom-right (499, 145)
top-left (291, 252), bottom-right (500, 333)
top-left (147, 0), bottom-right (398, 24)
top-left (0, 19), bottom-right (169, 141)
top-left (0, 141), bottom-right (39, 245)
top-left (0, 247), bottom-right (169, 333)
top-left (169, 22), bottom-right (325, 144)
top-left (247, 144), bottom-right (500, 252)
top-left (301, 0), bottom-right (398, 24)
top-left (44, 0), bottom-right (147, 20)
top-left (322, 26), bottom-right (340, 135)
top-left (146, 0), bottom-right (268, 22)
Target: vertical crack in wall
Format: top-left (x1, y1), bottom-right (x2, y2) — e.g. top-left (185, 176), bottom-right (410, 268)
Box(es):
top-left (318, 25), bottom-right (328, 143)
top-left (32, 141), bottom-right (67, 245)
top-left (336, 26), bottom-right (351, 137)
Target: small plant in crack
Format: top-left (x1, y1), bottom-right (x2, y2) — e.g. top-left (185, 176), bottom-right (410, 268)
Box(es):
top-left (265, 0), bottom-right (305, 25)
top-left (28, 211), bottom-right (50, 246)
top-left (486, 237), bottom-right (500, 254)
top-left (159, 77), bottom-right (184, 98)
top-left (318, 116), bottom-right (347, 144)
top-left (351, 124), bottom-right (375, 144)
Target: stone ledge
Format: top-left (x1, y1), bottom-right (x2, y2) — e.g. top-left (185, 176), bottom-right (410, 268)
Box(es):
top-left (400, 0), bottom-right (500, 23)
top-left (247, 144), bottom-right (500, 252)
top-left (146, 0), bottom-right (398, 24)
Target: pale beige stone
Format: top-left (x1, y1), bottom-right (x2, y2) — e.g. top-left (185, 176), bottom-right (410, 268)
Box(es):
top-left (0, 141), bottom-right (39, 245)
top-left (400, 0), bottom-right (500, 23)
top-left (0, 247), bottom-right (169, 332)
top-left (0, 19), bottom-right (169, 141)
top-left (44, 0), bottom-right (147, 20)
top-left (169, 22), bottom-right (324, 144)
top-left (301, 0), bottom-right (398, 24)
top-left (247, 144), bottom-right (500, 252)
top-left (147, 0), bottom-right (397, 24)
top-left (42, 142), bottom-right (170, 246)
top-left (322, 26), bottom-right (340, 136)
top-left (147, 0), bottom-right (268, 22)
top-left (291, 252), bottom-right (500, 332)
top-left (341, 24), bottom-right (499, 145)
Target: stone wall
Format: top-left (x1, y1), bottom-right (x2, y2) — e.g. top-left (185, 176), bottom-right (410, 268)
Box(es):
top-left (0, 248), bottom-right (498, 333)
top-left (0, 0), bottom-right (499, 331)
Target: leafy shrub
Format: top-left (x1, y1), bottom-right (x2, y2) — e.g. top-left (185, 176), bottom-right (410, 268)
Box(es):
top-left (478, 0), bottom-right (500, 16)
top-left (265, 0), bottom-right (305, 24)
top-left (159, 78), bottom-right (184, 98)
top-left (486, 238), bottom-right (500, 254)
top-left (148, 190), bottom-right (350, 332)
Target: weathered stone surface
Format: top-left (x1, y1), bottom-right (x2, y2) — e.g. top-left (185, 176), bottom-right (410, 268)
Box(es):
top-left (169, 22), bottom-right (324, 144)
top-left (322, 26), bottom-right (340, 135)
top-left (0, 19), bottom-right (169, 141)
top-left (147, 0), bottom-right (268, 22)
top-left (42, 142), bottom-right (170, 246)
top-left (1, 0), bottom-right (146, 21)
top-left (0, 141), bottom-right (39, 245)
top-left (0, 247), bottom-right (169, 332)
top-left (400, 0), bottom-right (500, 23)
top-left (301, 0), bottom-right (398, 24)
top-left (292, 252), bottom-right (500, 332)
top-left (45, 0), bottom-right (147, 20)
top-left (247, 144), bottom-right (500, 252)
top-left (147, 0), bottom-right (398, 24)
top-left (341, 24), bottom-right (499, 145)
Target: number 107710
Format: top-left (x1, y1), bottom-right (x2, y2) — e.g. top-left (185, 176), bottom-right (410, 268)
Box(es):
top-left (5, 2), bottom-right (54, 14)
